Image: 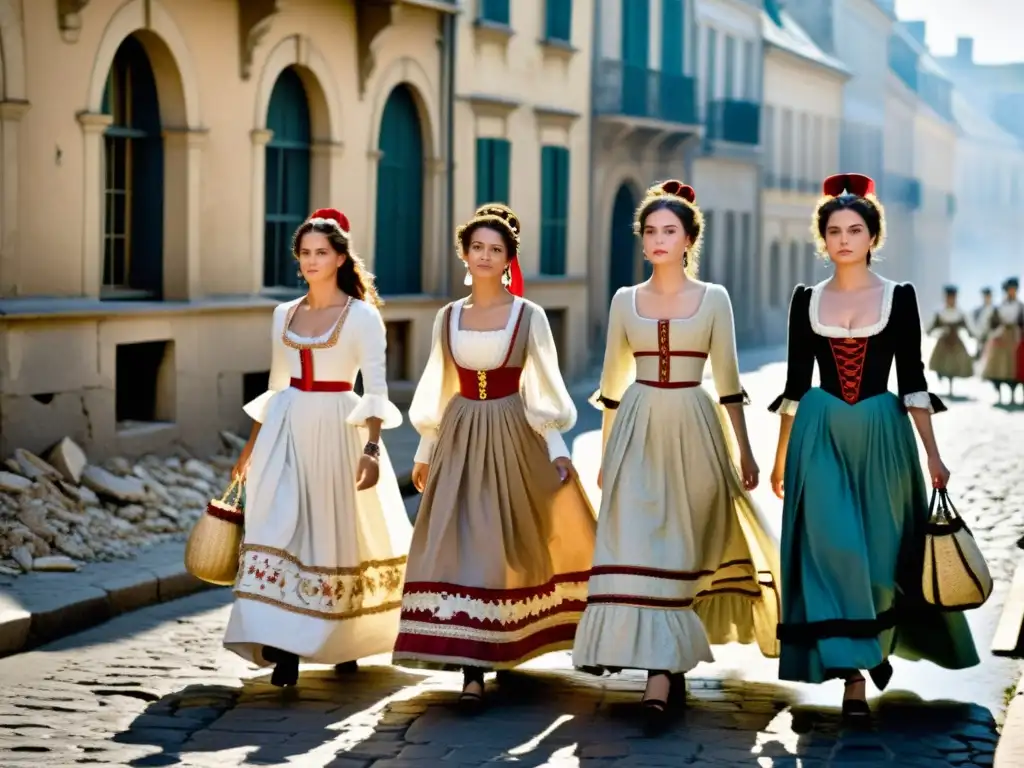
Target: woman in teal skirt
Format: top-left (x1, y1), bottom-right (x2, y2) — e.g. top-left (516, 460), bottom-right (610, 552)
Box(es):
top-left (769, 173), bottom-right (979, 722)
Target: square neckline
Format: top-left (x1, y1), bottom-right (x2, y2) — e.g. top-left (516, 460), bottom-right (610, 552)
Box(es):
top-left (809, 278), bottom-right (896, 339)
top-left (282, 296), bottom-right (352, 348)
top-left (453, 296), bottom-right (523, 333)
top-left (630, 283), bottom-right (710, 322)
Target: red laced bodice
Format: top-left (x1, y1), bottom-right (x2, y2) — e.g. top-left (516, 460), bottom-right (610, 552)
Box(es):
top-left (828, 338), bottom-right (868, 404)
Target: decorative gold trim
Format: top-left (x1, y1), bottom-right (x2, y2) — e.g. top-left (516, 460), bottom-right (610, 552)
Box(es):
top-left (240, 543), bottom-right (406, 575)
top-left (234, 591), bottom-right (402, 621)
top-left (281, 296), bottom-right (352, 350)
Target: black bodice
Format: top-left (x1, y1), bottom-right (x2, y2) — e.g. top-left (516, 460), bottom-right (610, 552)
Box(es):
top-left (769, 282), bottom-right (946, 413)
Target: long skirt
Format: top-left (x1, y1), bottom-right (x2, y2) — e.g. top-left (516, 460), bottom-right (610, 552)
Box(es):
top-left (981, 325), bottom-right (1023, 384)
top-left (223, 389), bottom-right (412, 666)
top-left (928, 331), bottom-right (974, 379)
top-left (572, 384), bottom-right (781, 674)
top-left (393, 394), bottom-right (597, 670)
top-left (778, 388), bottom-right (979, 684)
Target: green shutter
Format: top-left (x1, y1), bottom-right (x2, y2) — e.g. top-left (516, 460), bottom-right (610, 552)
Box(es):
top-left (622, 0), bottom-right (651, 66)
top-left (476, 138), bottom-right (511, 205)
top-left (374, 85), bottom-right (424, 294)
top-left (540, 146), bottom-right (569, 276)
top-left (545, 0), bottom-right (572, 43)
top-left (480, 0), bottom-right (510, 25)
top-left (661, 0), bottom-right (683, 74)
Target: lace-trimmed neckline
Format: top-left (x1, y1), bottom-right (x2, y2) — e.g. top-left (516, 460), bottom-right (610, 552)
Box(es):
top-left (809, 279), bottom-right (896, 338)
top-left (282, 296), bottom-right (352, 349)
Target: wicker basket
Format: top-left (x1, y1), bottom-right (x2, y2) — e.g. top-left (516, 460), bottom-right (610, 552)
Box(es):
top-left (184, 478), bottom-right (245, 587)
top-left (922, 488), bottom-right (993, 610)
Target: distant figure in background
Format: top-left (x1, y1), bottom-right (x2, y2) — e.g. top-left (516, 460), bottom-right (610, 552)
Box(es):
top-left (980, 277), bottom-right (1024, 406)
top-left (971, 287), bottom-right (994, 360)
top-left (224, 209), bottom-right (411, 687)
top-left (927, 285), bottom-right (974, 394)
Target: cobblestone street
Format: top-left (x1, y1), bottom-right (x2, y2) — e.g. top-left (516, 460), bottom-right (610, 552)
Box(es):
top-left (0, 350), bottom-right (1022, 767)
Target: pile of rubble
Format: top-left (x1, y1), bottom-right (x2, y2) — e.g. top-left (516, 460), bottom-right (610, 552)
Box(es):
top-left (0, 432), bottom-right (246, 576)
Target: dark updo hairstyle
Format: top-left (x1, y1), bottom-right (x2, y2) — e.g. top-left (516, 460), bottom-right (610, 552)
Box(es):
top-left (633, 180), bottom-right (704, 276)
top-left (812, 173), bottom-right (886, 265)
top-left (455, 203), bottom-right (522, 280)
top-left (291, 210), bottom-right (382, 308)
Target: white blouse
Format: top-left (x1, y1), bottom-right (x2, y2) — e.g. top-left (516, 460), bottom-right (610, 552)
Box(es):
top-left (409, 297), bottom-right (577, 465)
top-left (242, 297), bottom-right (403, 429)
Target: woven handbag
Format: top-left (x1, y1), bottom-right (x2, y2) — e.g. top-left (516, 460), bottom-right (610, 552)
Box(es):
top-left (921, 488), bottom-right (993, 610)
top-left (184, 477), bottom-right (245, 587)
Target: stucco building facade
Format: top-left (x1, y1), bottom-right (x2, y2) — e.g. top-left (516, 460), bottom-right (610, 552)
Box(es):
top-left (0, 0), bottom-right (592, 461)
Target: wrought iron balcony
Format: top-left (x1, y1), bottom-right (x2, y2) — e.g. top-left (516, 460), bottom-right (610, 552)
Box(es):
top-left (594, 59), bottom-right (699, 127)
top-left (705, 99), bottom-right (761, 146)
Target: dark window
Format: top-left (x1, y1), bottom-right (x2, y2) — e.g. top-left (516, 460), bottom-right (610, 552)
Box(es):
top-left (545, 0), bottom-right (572, 42)
top-left (475, 138), bottom-right (511, 206)
top-left (116, 341), bottom-right (174, 425)
top-left (540, 146), bottom-right (570, 275)
top-left (385, 321), bottom-right (412, 381)
top-left (264, 67), bottom-right (311, 289)
top-left (101, 35), bottom-right (164, 300)
top-left (479, 0), bottom-right (510, 25)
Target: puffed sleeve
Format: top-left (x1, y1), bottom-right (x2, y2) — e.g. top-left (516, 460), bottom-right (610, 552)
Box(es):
top-left (345, 301), bottom-right (404, 429)
top-left (708, 286), bottom-right (750, 406)
top-left (521, 306), bottom-right (577, 461)
top-left (894, 283), bottom-right (947, 414)
top-left (589, 288), bottom-right (636, 411)
top-left (768, 285), bottom-right (815, 415)
top-left (408, 307), bottom-right (452, 464)
top-left (243, 304), bottom-right (292, 423)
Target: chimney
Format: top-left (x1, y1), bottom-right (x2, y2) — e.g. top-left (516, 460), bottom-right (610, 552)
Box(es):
top-left (957, 37), bottom-right (974, 63)
top-left (903, 21), bottom-right (926, 45)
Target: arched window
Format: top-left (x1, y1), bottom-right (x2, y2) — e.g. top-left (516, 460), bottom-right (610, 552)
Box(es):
top-left (264, 67), bottom-right (312, 289)
top-left (101, 35), bottom-right (163, 299)
top-left (608, 184), bottom-right (638, 298)
top-left (768, 241), bottom-right (782, 308)
top-left (375, 85), bottom-right (424, 295)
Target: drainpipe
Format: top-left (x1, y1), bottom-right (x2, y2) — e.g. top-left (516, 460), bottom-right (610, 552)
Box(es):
top-left (440, 9), bottom-right (457, 298)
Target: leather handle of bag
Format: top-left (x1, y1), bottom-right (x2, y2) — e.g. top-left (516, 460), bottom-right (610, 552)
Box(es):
top-left (220, 477), bottom-right (242, 507)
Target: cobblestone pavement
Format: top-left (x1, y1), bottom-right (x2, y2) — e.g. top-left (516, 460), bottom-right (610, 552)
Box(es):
top-left (0, 353), bottom-right (1022, 768)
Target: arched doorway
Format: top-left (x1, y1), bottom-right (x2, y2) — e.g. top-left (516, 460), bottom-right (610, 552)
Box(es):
top-left (608, 184), bottom-right (638, 300)
top-left (263, 67), bottom-right (311, 289)
top-left (101, 34), bottom-right (163, 299)
top-left (375, 85), bottom-right (424, 295)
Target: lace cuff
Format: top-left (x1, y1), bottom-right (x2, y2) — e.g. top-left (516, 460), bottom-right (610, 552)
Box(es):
top-left (345, 394), bottom-right (404, 430)
top-left (767, 394), bottom-right (799, 415)
top-left (243, 390), bottom-right (278, 424)
top-left (902, 391), bottom-right (948, 414)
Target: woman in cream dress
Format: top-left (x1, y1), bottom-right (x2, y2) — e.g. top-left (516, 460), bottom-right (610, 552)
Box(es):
top-left (394, 204), bottom-right (597, 710)
top-left (224, 209), bottom-right (412, 687)
top-left (981, 277), bottom-right (1024, 405)
top-left (927, 285), bottom-right (974, 393)
top-left (573, 181), bottom-right (781, 732)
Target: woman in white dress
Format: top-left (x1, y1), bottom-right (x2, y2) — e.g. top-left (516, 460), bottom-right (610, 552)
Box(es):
top-left (393, 204), bottom-right (597, 710)
top-left (572, 181), bottom-right (781, 733)
top-left (224, 208), bottom-right (412, 687)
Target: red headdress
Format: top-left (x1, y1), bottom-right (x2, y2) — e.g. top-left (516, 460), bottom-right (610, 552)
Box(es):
top-left (657, 179), bottom-right (697, 203)
top-left (465, 203), bottom-right (525, 297)
top-left (307, 207), bottom-right (351, 235)
top-left (821, 173), bottom-right (876, 198)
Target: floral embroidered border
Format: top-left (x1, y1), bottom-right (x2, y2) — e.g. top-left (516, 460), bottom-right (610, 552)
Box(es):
top-left (234, 544), bottom-right (407, 620)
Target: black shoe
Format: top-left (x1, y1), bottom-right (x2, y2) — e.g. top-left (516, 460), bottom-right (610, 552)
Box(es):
top-left (641, 672), bottom-right (675, 735)
top-left (459, 668), bottom-right (486, 713)
top-left (841, 674), bottom-right (871, 725)
top-left (270, 653), bottom-right (299, 688)
top-left (334, 660), bottom-right (359, 675)
top-left (868, 660), bottom-right (892, 691)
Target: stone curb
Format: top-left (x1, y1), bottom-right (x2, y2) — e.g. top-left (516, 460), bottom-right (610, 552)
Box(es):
top-left (0, 540), bottom-right (218, 659)
top-left (996, 668), bottom-right (1024, 766)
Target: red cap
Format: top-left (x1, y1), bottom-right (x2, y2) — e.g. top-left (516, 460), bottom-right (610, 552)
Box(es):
top-left (308, 208), bottom-right (350, 233)
top-left (660, 179), bottom-right (696, 203)
top-left (822, 174), bottom-right (876, 198)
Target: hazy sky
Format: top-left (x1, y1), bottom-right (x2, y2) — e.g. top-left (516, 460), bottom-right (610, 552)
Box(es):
top-left (895, 0), bottom-right (1024, 63)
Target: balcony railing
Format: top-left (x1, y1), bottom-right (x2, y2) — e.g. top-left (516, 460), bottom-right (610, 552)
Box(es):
top-left (594, 59), bottom-right (699, 126)
top-left (706, 99), bottom-right (761, 145)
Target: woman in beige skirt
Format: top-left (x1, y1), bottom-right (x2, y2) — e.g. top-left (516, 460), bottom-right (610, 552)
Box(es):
top-left (572, 181), bottom-right (781, 733)
top-left (981, 277), bottom-right (1023, 405)
top-left (927, 285), bottom-right (974, 394)
top-left (393, 204), bottom-right (597, 710)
